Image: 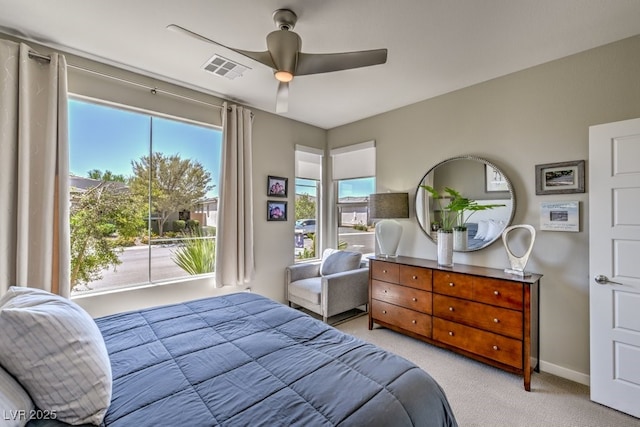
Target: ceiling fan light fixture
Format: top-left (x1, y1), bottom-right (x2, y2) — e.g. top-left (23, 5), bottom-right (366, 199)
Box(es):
top-left (275, 70), bottom-right (294, 82)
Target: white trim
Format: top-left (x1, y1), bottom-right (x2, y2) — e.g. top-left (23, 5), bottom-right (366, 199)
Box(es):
top-left (295, 144), bottom-right (324, 156)
top-left (329, 140), bottom-right (375, 156)
top-left (539, 360), bottom-right (590, 386)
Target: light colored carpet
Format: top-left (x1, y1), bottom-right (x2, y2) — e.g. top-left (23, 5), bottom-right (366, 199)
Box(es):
top-left (335, 315), bottom-right (640, 427)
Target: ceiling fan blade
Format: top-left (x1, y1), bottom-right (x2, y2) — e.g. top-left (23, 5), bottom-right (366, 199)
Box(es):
top-left (295, 49), bottom-right (387, 76)
top-left (166, 24), bottom-right (276, 69)
top-left (276, 81), bottom-right (289, 113)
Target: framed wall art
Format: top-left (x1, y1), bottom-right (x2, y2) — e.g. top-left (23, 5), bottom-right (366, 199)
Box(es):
top-left (540, 201), bottom-right (580, 232)
top-left (267, 201), bottom-right (287, 221)
top-left (485, 164), bottom-right (509, 192)
top-left (267, 175), bottom-right (288, 197)
top-left (535, 160), bottom-right (585, 195)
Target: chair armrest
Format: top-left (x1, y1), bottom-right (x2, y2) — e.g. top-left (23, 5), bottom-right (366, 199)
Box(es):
top-left (286, 262), bottom-right (321, 283)
top-left (321, 267), bottom-right (370, 318)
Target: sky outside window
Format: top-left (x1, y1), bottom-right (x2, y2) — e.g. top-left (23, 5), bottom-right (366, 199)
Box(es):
top-left (69, 99), bottom-right (222, 197)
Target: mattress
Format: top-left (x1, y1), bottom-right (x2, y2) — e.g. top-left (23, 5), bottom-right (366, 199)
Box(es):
top-left (92, 292), bottom-right (457, 426)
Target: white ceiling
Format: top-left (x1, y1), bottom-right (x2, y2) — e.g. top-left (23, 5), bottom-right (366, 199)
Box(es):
top-left (1, 0), bottom-right (639, 129)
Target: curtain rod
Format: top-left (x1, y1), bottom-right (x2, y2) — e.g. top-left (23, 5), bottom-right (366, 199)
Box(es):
top-left (28, 50), bottom-right (51, 62)
top-left (67, 63), bottom-right (226, 111)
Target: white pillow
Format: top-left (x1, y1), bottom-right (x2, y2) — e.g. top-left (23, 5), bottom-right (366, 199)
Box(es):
top-left (484, 220), bottom-right (503, 242)
top-left (319, 248), bottom-right (339, 274)
top-left (0, 365), bottom-right (34, 427)
top-left (320, 250), bottom-right (362, 276)
top-left (0, 287), bottom-right (112, 425)
top-left (474, 220), bottom-right (488, 240)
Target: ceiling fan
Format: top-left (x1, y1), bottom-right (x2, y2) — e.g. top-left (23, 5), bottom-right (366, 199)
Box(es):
top-left (167, 9), bottom-right (387, 113)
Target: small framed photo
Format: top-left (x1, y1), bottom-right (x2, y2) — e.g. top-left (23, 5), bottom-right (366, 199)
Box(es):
top-left (267, 201), bottom-right (287, 221)
top-left (485, 164), bottom-right (509, 192)
top-left (267, 175), bottom-right (288, 197)
top-left (535, 160), bottom-right (585, 195)
top-left (540, 201), bottom-right (579, 232)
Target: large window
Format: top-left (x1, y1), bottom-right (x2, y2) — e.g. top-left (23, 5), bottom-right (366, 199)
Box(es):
top-left (68, 98), bottom-right (222, 294)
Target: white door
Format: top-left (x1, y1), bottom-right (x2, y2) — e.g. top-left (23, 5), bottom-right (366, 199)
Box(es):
top-left (589, 117), bottom-right (640, 418)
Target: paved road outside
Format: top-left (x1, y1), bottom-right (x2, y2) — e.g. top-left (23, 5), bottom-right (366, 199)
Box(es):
top-left (73, 229), bottom-right (375, 295)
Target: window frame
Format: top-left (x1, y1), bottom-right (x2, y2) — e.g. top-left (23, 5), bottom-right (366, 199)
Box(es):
top-left (68, 95), bottom-right (222, 294)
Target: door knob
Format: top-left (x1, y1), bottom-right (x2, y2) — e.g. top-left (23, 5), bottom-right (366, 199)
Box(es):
top-left (594, 275), bottom-right (623, 286)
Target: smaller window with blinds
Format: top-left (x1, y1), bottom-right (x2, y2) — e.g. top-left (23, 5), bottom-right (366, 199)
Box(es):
top-left (295, 146), bottom-right (323, 261)
top-left (330, 141), bottom-right (376, 257)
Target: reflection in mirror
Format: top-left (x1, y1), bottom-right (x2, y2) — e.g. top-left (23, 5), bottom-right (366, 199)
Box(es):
top-left (415, 156), bottom-right (516, 252)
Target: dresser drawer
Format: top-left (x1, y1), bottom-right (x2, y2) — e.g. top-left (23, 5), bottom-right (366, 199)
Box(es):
top-left (372, 280), bottom-right (432, 314)
top-left (433, 271), bottom-right (473, 299)
top-left (399, 265), bottom-right (432, 291)
top-left (371, 260), bottom-right (400, 283)
top-left (473, 278), bottom-right (523, 310)
top-left (433, 318), bottom-right (522, 369)
top-left (372, 299), bottom-right (432, 337)
top-left (433, 294), bottom-right (523, 339)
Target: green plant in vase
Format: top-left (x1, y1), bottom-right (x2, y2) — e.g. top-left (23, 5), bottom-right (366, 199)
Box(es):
top-left (419, 186), bottom-right (459, 231)
top-left (420, 185), bottom-right (506, 255)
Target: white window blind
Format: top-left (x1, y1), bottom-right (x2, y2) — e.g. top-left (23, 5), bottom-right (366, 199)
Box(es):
top-left (295, 145), bottom-right (323, 180)
top-left (330, 140), bottom-right (375, 180)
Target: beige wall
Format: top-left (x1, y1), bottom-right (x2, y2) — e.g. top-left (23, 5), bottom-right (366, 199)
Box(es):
top-left (327, 35), bottom-right (640, 383)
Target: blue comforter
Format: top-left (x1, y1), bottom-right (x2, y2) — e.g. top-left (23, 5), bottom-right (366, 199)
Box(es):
top-left (94, 292), bottom-right (457, 427)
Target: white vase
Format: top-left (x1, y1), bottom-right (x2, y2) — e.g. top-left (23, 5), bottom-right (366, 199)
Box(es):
top-left (437, 230), bottom-right (454, 267)
top-left (453, 227), bottom-right (468, 251)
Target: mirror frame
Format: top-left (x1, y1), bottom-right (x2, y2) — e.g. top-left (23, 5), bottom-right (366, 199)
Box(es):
top-left (415, 155), bottom-right (517, 252)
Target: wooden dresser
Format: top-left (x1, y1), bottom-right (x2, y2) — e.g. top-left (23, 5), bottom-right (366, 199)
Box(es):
top-left (369, 255), bottom-right (542, 391)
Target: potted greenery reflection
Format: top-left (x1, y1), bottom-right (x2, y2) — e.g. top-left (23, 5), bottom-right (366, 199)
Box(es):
top-left (420, 186), bottom-right (505, 256)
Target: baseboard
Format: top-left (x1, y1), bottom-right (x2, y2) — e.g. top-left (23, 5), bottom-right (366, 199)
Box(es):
top-left (539, 360), bottom-right (590, 386)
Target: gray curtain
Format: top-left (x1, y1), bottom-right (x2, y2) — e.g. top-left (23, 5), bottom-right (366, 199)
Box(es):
top-left (215, 102), bottom-right (255, 286)
top-left (0, 39), bottom-right (70, 297)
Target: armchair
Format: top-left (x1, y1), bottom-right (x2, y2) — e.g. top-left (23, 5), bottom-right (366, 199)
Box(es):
top-left (286, 249), bottom-right (369, 323)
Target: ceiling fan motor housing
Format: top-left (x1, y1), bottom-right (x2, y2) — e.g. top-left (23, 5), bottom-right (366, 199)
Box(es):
top-left (267, 30), bottom-right (301, 77)
top-left (272, 9), bottom-right (297, 31)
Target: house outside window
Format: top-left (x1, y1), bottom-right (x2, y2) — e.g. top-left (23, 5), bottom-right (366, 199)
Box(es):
top-left (337, 177), bottom-right (375, 255)
top-left (68, 98), bottom-right (222, 294)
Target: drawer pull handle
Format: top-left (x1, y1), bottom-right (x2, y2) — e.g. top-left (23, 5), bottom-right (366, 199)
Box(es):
top-left (382, 310), bottom-right (387, 314)
top-left (449, 306), bottom-right (454, 311)
top-left (412, 297), bottom-right (417, 302)
top-left (383, 269), bottom-right (388, 273)
top-left (448, 331), bottom-right (454, 336)
top-left (449, 282), bottom-right (455, 287)
top-left (493, 318), bottom-right (499, 323)
top-left (492, 345), bottom-right (499, 351)
top-left (494, 290), bottom-right (500, 296)
top-left (412, 320), bottom-right (417, 324)
top-left (412, 275), bottom-right (418, 280)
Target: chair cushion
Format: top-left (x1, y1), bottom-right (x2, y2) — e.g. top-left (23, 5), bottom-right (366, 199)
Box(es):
top-left (0, 364), bottom-right (34, 427)
top-left (0, 287), bottom-right (112, 425)
top-left (288, 277), bottom-right (321, 305)
top-left (320, 250), bottom-right (362, 276)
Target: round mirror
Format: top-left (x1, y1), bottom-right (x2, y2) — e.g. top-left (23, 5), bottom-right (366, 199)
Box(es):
top-left (415, 156), bottom-right (516, 252)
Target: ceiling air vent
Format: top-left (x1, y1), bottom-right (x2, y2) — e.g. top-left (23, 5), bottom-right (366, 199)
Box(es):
top-left (202, 54), bottom-right (250, 80)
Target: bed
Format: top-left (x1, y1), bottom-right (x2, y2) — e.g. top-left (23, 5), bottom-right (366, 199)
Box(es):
top-left (1, 289), bottom-right (457, 427)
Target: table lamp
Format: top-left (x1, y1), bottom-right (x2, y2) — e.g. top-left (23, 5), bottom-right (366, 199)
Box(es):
top-left (369, 192), bottom-right (409, 257)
